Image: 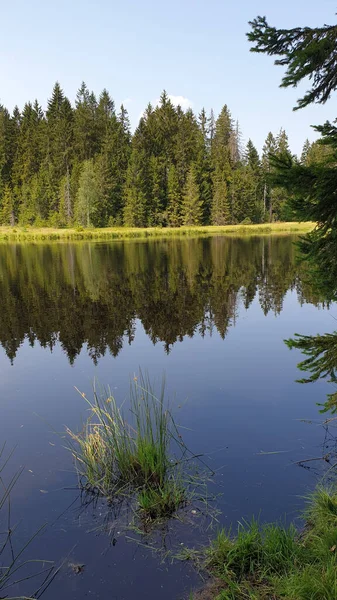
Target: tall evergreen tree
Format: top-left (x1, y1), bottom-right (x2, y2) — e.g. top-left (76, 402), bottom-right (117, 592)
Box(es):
top-left (181, 164), bottom-right (203, 225)
top-left (123, 147), bottom-right (148, 227)
top-left (300, 139), bottom-right (311, 165)
top-left (211, 105), bottom-right (233, 180)
top-left (74, 82), bottom-right (98, 161)
top-left (0, 184), bottom-right (15, 225)
top-left (261, 132), bottom-right (277, 221)
top-left (167, 163), bottom-right (181, 226)
top-left (211, 168), bottom-right (230, 225)
top-left (75, 160), bottom-right (100, 227)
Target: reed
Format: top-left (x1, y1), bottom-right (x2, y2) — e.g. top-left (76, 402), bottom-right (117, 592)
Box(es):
top-left (67, 374), bottom-right (188, 521)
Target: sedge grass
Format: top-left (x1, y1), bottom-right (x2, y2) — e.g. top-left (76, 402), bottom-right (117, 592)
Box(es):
top-left (188, 486), bottom-right (337, 600)
top-left (66, 374), bottom-right (190, 522)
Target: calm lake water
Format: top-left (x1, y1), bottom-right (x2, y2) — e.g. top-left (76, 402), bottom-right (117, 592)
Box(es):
top-left (0, 235), bottom-right (334, 599)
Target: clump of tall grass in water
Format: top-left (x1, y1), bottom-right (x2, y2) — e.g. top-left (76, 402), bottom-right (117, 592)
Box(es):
top-left (67, 374), bottom-right (191, 522)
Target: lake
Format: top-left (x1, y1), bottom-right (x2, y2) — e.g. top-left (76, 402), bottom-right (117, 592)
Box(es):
top-left (0, 235), bottom-right (333, 599)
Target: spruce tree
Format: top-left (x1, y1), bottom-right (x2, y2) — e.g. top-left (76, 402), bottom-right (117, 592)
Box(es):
top-left (181, 164), bottom-right (203, 225)
top-left (261, 132), bottom-right (277, 221)
top-left (58, 169), bottom-right (72, 225)
top-left (211, 105), bottom-right (233, 179)
top-left (74, 82), bottom-right (98, 161)
top-left (123, 148), bottom-right (148, 227)
top-left (0, 184), bottom-right (15, 225)
top-left (75, 160), bottom-right (100, 227)
top-left (167, 164), bottom-right (181, 226)
top-left (196, 109), bottom-right (213, 224)
top-left (300, 139), bottom-right (311, 165)
top-left (211, 168), bottom-right (230, 225)
top-left (245, 139), bottom-right (260, 172)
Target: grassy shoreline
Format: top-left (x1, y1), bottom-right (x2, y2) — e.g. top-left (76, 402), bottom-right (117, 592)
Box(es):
top-left (0, 222), bottom-right (315, 243)
top-left (188, 487), bottom-right (337, 600)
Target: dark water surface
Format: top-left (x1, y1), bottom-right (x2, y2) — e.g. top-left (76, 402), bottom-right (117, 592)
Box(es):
top-left (0, 235), bottom-right (334, 599)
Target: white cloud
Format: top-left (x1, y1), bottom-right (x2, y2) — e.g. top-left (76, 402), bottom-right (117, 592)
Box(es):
top-left (137, 94), bottom-right (193, 124)
top-left (122, 97), bottom-right (132, 105)
top-left (167, 94), bottom-right (193, 110)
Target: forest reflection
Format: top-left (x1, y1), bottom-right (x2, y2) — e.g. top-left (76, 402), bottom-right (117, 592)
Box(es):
top-left (0, 236), bottom-right (324, 364)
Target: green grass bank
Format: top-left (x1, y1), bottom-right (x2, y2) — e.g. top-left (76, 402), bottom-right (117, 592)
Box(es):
top-left (0, 222), bottom-right (315, 243)
top-left (188, 486), bottom-right (337, 600)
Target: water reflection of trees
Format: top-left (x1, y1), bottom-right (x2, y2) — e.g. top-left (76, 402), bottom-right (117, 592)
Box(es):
top-left (0, 236), bottom-right (323, 364)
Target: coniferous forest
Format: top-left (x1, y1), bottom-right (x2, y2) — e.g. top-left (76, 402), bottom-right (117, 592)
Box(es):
top-left (0, 83), bottom-right (321, 228)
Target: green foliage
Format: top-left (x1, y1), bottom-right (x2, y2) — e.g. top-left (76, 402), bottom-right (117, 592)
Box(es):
top-left (248, 11), bottom-right (337, 295)
top-left (211, 169), bottom-right (230, 225)
top-left (247, 16), bottom-right (337, 110)
top-left (0, 82), bottom-right (299, 227)
top-left (191, 488), bottom-right (337, 600)
top-left (182, 164), bottom-right (203, 225)
top-left (285, 332), bottom-right (337, 413)
top-left (74, 159), bottom-right (100, 227)
top-left (0, 184), bottom-right (15, 225)
top-left (137, 479), bottom-right (186, 521)
top-left (167, 163), bottom-right (182, 226)
top-left (67, 374), bottom-right (189, 522)
top-left (248, 11), bottom-right (337, 417)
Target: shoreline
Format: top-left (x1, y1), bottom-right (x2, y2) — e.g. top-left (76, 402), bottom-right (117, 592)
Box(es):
top-left (0, 222), bottom-right (315, 243)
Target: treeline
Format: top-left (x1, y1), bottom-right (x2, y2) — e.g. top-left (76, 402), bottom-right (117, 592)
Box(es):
top-left (0, 237), bottom-right (324, 364)
top-left (0, 83), bottom-right (318, 227)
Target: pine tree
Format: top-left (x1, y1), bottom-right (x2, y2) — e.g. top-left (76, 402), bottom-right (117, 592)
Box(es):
top-left (58, 168), bottom-right (72, 225)
top-left (211, 168), bottom-right (230, 225)
top-left (196, 109), bottom-right (213, 224)
top-left (74, 82), bottom-right (98, 161)
top-left (245, 139), bottom-right (260, 171)
top-left (230, 167), bottom-right (259, 223)
top-left (123, 148), bottom-right (148, 227)
top-left (229, 120), bottom-right (242, 167)
top-left (261, 132), bottom-right (277, 221)
top-left (211, 105), bottom-right (233, 179)
top-left (167, 164), bottom-right (181, 226)
top-left (208, 109), bottom-right (216, 151)
top-left (75, 160), bottom-right (100, 227)
top-left (0, 184), bottom-right (15, 225)
top-left (300, 139), bottom-right (311, 165)
top-left (46, 85), bottom-right (73, 171)
top-left (271, 129), bottom-right (292, 220)
top-left (181, 164), bottom-right (203, 225)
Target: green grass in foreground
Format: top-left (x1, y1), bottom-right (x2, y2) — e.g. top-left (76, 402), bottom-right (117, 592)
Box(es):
top-left (67, 375), bottom-right (188, 522)
top-left (0, 222), bottom-right (315, 242)
top-left (188, 486), bottom-right (337, 600)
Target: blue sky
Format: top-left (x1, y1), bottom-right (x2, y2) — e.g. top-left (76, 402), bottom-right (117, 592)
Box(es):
top-left (1, 0), bottom-right (336, 154)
